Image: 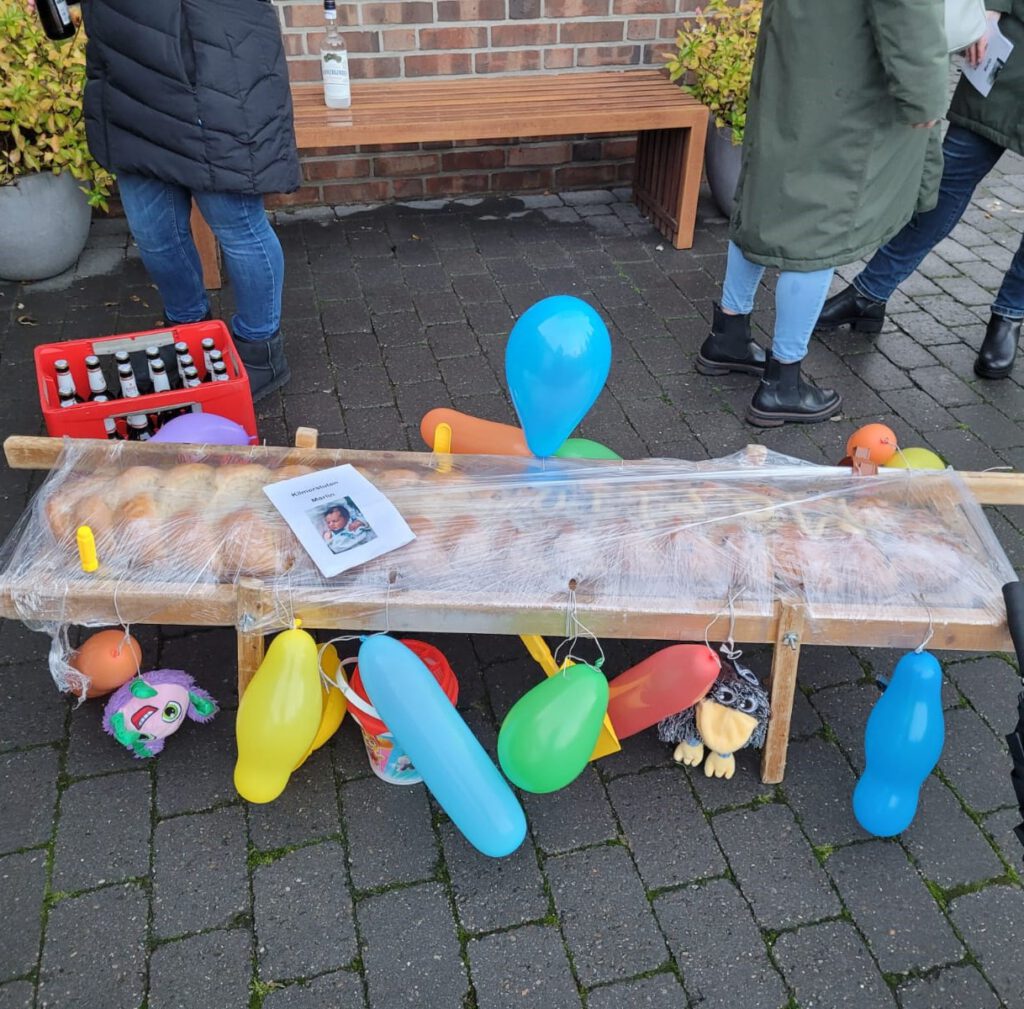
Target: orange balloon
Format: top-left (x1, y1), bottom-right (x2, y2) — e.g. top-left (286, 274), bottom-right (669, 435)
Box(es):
top-left (606, 644), bottom-right (721, 739)
top-left (846, 423), bottom-right (898, 466)
top-left (69, 630), bottom-right (143, 698)
top-left (420, 408), bottom-right (532, 457)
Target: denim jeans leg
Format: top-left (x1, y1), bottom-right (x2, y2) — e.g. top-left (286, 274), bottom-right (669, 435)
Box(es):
top-left (773, 267), bottom-right (835, 363)
top-left (992, 231), bottom-right (1024, 320)
top-left (117, 173), bottom-right (210, 323)
top-left (192, 191), bottom-right (284, 342)
top-left (855, 126), bottom-right (1005, 303)
top-left (722, 241), bottom-right (766, 315)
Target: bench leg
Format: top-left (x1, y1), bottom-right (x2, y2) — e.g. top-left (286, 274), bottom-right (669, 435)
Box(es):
top-left (190, 201), bottom-right (223, 291)
top-left (760, 603), bottom-right (805, 784)
top-left (236, 577), bottom-right (266, 700)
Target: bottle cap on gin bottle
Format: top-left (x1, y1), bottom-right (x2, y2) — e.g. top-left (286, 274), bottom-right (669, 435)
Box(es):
top-left (324, 0), bottom-right (337, 15)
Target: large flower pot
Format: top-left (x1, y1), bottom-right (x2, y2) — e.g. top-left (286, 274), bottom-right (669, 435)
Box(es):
top-left (704, 123), bottom-right (743, 221)
top-left (0, 171), bottom-right (92, 282)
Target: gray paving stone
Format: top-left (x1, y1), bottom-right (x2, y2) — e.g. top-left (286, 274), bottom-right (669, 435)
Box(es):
top-left (826, 840), bottom-right (962, 973)
top-left (53, 770), bottom-right (151, 892)
top-left (902, 776), bottom-right (1004, 888)
top-left (684, 744), bottom-right (777, 811)
top-left (149, 929), bottom-right (252, 1009)
top-left (467, 925), bottom-right (580, 1009)
top-left (714, 803), bottom-right (839, 928)
top-left (655, 879), bottom-right (787, 1009)
top-left (809, 681), bottom-right (878, 771)
top-left (946, 655), bottom-right (1021, 735)
top-left (0, 982), bottom-right (33, 1009)
top-left (440, 821), bottom-right (547, 932)
top-left (983, 806), bottom-right (1023, 868)
top-left (39, 884), bottom-right (147, 1009)
top-left (898, 964), bottom-right (1000, 1009)
top-left (586, 974), bottom-right (687, 1009)
top-left (159, 627), bottom-right (239, 709)
top-left (153, 806), bottom-right (248, 939)
top-left (802, 646), bottom-right (867, 690)
top-left (262, 970), bottom-right (365, 1009)
top-left (254, 842), bottom-right (356, 981)
top-left (0, 662), bottom-right (65, 751)
top-left (774, 920), bottom-right (896, 1009)
top-left (940, 707), bottom-right (1012, 813)
top-left (0, 850), bottom-right (45, 980)
top-left (155, 712), bottom-right (237, 817)
top-left (358, 882), bottom-right (467, 1008)
top-left (521, 765), bottom-right (619, 854)
top-left (545, 844), bottom-right (667, 986)
top-left (66, 701), bottom-right (139, 778)
top-left (248, 748), bottom-right (340, 853)
top-left (0, 746), bottom-right (58, 853)
top-left (339, 776), bottom-right (436, 891)
top-left (949, 885), bottom-right (1024, 1007)
top-left (781, 737), bottom-right (863, 846)
top-left (606, 768), bottom-right (725, 889)
top-left (790, 688), bottom-right (823, 740)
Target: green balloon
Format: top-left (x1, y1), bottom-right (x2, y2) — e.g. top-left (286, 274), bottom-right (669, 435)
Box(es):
top-left (554, 438), bottom-right (622, 460)
top-left (498, 664), bottom-right (609, 793)
top-left (882, 447), bottom-right (946, 471)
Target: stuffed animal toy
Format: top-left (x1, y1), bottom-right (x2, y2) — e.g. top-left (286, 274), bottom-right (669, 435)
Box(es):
top-left (103, 669), bottom-right (217, 758)
top-left (657, 656), bottom-right (770, 779)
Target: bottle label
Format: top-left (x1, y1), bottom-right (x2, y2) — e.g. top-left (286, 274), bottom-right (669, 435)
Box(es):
top-left (323, 50), bottom-right (351, 103)
top-left (55, 0), bottom-right (72, 26)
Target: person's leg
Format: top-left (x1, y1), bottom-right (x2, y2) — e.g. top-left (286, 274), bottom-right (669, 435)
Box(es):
top-left (976, 231), bottom-right (1024, 378)
top-left (191, 190), bottom-right (289, 400)
top-left (116, 173), bottom-right (210, 323)
top-left (748, 267), bottom-right (841, 427)
top-left (817, 126), bottom-right (1005, 332)
top-left (697, 242), bottom-right (769, 376)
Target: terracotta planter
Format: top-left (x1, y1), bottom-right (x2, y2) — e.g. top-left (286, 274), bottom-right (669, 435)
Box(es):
top-left (704, 122), bottom-right (743, 221)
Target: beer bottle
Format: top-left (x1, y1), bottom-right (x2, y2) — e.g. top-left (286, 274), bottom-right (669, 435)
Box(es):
top-left (58, 390), bottom-right (77, 409)
top-left (208, 348), bottom-right (224, 380)
top-left (174, 342), bottom-right (190, 385)
top-left (118, 362), bottom-right (140, 399)
top-left (201, 337), bottom-right (217, 378)
top-left (150, 359), bottom-right (171, 394)
top-left (183, 366), bottom-right (202, 389)
top-left (126, 413), bottom-right (154, 441)
top-left (92, 394), bottom-right (122, 440)
top-left (212, 361), bottom-right (230, 382)
top-left (36, 0), bottom-right (76, 41)
top-left (54, 359), bottom-right (83, 404)
top-left (145, 346), bottom-right (163, 391)
top-left (85, 355), bottom-right (110, 401)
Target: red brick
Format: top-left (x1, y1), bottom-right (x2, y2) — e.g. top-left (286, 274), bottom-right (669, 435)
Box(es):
top-left (302, 157), bottom-right (373, 181)
top-left (559, 20), bottom-right (623, 43)
top-left (508, 141), bottom-right (572, 166)
top-left (286, 59), bottom-right (322, 82)
top-left (393, 178), bottom-right (426, 198)
top-left (420, 26), bottom-right (488, 49)
top-left (643, 42), bottom-right (674, 64)
top-left (358, 142), bottom-right (423, 153)
top-left (616, 160), bottom-right (633, 182)
top-left (405, 53), bottom-right (474, 76)
top-left (441, 148), bottom-right (507, 171)
top-left (350, 56), bottom-right (403, 78)
top-left (544, 47), bottom-right (576, 68)
top-left (543, 0), bottom-right (609, 17)
top-left (323, 180), bottom-right (393, 203)
top-left (425, 173), bottom-right (490, 195)
top-left (266, 187), bottom-right (322, 209)
top-left (437, 0), bottom-right (508, 20)
top-left (491, 22), bottom-right (558, 46)
top-left (283, 4), bottom-right (358, 27)
top-left (613, 0), bottom-right (673, 12)
top-left (281, 32), bottom-right (306, 56)
top-left (374, 153), bottom-right (441, 176)
top-left (421, 140), bottom-right (456, 150)
top-left (305, 30), bottom-right (381, 54)
top-left (492, 168), bottom-right (554, 191)
top-left (554, 163), bottom-right (618, 187)
top-left (659, 16), bottom-right (693, 37)
top-left (577, 44), bottom-right (641, 65)
top-left (626, 17), bottom-right (658, 39)
top-left (601, 137), bottom-right (637, 159)
top-left (361, 2), bottom-right (435, 24)
top-left (475, 49), bottom-right (541, 73)
top-left (509, 0), bottom-right (541, 16)
top-left (381, 28), bottom-right (418, 49)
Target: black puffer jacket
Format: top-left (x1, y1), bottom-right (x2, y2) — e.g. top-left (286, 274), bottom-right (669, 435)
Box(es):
top-left (81, 0), bottom-right (300, 194)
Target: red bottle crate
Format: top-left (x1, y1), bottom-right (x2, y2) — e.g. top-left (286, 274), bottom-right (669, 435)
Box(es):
top-left (35, 321), bottom-right (258, 443)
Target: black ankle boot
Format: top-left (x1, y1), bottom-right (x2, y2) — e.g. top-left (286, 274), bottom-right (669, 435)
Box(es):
top-left (696, 303), bottom-right (767, 376)
top-left (236, 331), bottom-right (290, 402)
top-left (815, 285), bottom-right (886, 334)
top-left (974, 314), bottom-right (1022, 380)
top-left (746, 354), bottom-right (842, 427)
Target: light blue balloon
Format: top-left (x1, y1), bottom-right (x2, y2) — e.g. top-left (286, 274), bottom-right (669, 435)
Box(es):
top-left (357, 635), bottom-right (527, 858)
top-left (505, 296), bottom-right (612, 458)
top-left (853, 651), bottom-right (945, 836)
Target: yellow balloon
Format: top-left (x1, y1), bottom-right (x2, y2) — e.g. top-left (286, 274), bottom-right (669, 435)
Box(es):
top-left (235, 623), bottom-right (323, 803)
top-left (882, 447), bottom-right (946, 471)
top-left (294, 644), bottom-right (348, 769)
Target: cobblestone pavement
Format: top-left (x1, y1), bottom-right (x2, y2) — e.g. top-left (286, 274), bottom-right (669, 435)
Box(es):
top-left (1, 152), bottom-right (1023, 1009)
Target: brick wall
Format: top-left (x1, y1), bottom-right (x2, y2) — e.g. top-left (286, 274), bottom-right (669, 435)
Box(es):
top-left (268, 0), bottom-right (697, 208)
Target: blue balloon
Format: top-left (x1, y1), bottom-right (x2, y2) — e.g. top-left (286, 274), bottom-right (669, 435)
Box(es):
top-left (357, 635), bottom-right (527, 858)
top-left (853, 651), bottom-right (945, 836)
top-left (505, 296), bottom-right (611, 458)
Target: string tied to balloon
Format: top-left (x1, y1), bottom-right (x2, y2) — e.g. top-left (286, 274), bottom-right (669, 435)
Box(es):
top-left (553, 577), bottom-right (605, 673)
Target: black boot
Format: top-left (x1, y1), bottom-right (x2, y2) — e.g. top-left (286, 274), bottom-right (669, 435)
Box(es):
top-left (696, 304), bottom-right (767, 376)
top-left (236, 332), bottom-right (290, 402)
top-left (746, 354), bottom-right (842, 427)
top-left (814, 284), bottom-right (886, 334)
top-left (974, 314), bottom-right (1022, 380)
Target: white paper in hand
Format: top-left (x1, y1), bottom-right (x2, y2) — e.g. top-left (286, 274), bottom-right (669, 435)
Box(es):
top-left (961, 20), bottom-right (1014, 97)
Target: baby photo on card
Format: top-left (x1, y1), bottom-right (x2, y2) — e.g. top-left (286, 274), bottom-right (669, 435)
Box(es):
top-left (263, 464), bottom-right (414, 577)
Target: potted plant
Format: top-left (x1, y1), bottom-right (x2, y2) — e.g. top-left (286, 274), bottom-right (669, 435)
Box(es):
top-left (664, 0), bottom-right (761, 219)
top-left (0, 0), bottom-right (113, 281)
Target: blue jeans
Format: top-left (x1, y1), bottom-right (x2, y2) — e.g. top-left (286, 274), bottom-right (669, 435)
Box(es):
top-left (722, 242), bottom-right (835, 363)
top-left (855, 125), bottom-right (1024, 321)
top-left (117, 173), bottom-right (285, 341)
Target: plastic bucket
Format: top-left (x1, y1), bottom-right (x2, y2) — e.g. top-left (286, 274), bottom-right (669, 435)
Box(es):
top-left (347, 639), bottom-right (458, 786)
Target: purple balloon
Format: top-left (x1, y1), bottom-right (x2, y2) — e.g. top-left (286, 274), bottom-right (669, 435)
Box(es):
top-left (150, 412), bottom-right (253, 445)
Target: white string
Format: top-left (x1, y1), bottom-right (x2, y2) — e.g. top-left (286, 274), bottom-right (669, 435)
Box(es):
top-left (704, 585), bottom-right (744, 662)
top-left (553, 581), bottom-right (605, 670)
top-left (915, 594), bottom-right (935, 653)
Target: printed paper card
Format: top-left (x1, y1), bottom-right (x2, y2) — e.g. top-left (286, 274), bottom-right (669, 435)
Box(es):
top-left (263, 464), bottom-right (415, 577)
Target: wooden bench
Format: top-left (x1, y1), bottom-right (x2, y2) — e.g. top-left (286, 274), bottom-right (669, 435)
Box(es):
top-left (194, 69), bottom-right (709, 289)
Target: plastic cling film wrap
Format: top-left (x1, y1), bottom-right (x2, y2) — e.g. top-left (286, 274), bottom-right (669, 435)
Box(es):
top-left (0, 441), bottom-right (1014, 650)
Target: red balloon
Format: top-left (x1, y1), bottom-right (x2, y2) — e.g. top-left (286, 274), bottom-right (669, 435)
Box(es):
top-left (606, 644), bottom-right (721, 740)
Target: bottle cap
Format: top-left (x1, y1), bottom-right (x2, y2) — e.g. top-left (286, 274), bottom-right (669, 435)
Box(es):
top-left (175, 342), bottom-right (189, 354)
top-left (115, 350), bottom-right (131, 363)
top-left (152, 359), bottom-right (166, 372)
top-left (146, 346), bottom-right (161, 358)
top-left (85, 355), bottom-right (100, 368)
top-left (55, 359), bottom-right (69, 371)
top-left (201, 337), bottom-right (216, 349)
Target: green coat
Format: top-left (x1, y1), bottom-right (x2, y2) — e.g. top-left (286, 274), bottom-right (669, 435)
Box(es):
top-left (730, 0), bottom-right (949, 271)
top-left (947, 0), bottom-right (1024, 155)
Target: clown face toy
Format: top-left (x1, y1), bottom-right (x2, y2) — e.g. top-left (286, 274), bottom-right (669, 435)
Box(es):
top-left (102, 669), bottom-right (217, 758)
